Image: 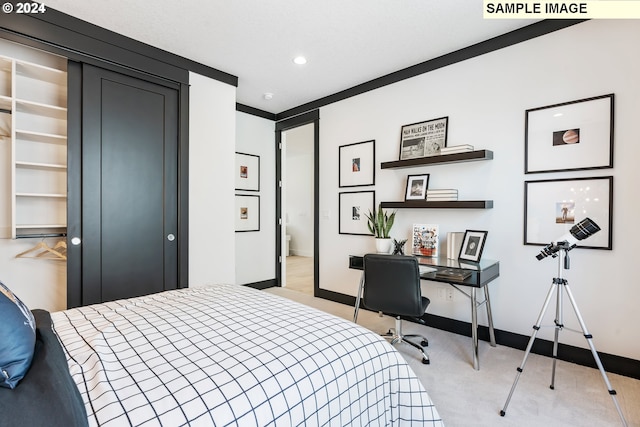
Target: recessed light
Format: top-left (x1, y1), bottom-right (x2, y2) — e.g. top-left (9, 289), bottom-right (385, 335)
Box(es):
top-left (293, 56), bottom-right (307, 65)
top-left (263, 93), bottom-right (274, 100)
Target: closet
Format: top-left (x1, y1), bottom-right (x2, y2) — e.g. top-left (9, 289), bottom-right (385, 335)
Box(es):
top-left (1, 38), bottom-right (184, 308)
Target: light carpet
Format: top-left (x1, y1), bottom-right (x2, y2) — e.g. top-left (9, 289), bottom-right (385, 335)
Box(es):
top-left (265, 287), bottom-right (639, 427)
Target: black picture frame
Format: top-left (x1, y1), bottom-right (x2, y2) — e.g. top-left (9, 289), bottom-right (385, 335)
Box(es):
top-left (338, 191), bottom-right (375, 235)
top-left (524, 176), bottom-right (613, 250)
top-left (235, 194), bottom-right (260, 232)
top-left (235, 152), bottom-right (260, 191)
top-left (339, 140), bottom-right (375, 187)
top-left (404, 174), bottom-right (430, 201)
top-left (525, 94), bottom-right (614, 174)
top-left (399, 116), bottom-right (448, 160)
top-left (458, 230), bottom-right (488, 262)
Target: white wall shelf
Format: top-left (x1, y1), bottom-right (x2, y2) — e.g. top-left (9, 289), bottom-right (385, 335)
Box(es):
top-left (3, 53), bottom-right (68, 239)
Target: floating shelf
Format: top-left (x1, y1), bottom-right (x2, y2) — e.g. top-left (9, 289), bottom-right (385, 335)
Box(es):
top-left (381, 149), bottom-right (493, 169)
top-left (381, 200), bottom-right (493, 209)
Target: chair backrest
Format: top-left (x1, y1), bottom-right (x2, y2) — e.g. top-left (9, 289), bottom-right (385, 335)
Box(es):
top-left (363, 254), bottom-right (424, 317)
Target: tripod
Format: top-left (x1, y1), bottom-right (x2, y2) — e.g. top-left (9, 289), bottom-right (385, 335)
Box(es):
top-left (500, 245), bottom-right (628, 426)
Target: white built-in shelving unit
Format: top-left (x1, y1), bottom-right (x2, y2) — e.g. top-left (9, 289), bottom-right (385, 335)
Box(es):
top-left (0, 53), bottom-right (67, 239)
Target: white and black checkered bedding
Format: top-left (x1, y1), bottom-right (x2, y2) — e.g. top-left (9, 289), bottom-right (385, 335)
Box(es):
top-left (51, 284), bottom-right (443, 426)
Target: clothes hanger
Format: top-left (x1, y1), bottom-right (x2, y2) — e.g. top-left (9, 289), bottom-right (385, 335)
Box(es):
top-left (15, 239), bottom-right (67, 260)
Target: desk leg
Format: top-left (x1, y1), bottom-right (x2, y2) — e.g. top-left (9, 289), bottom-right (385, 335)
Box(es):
top-left (353, 273), bottom-right (364, 323)
top-left (471, 287), bottom-right (479, 370)
top-left (484, 284), bottom-right (497, 347)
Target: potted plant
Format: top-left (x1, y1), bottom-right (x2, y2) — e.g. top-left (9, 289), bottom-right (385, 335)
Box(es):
top-left (365, 204), bottom-right (397, 253)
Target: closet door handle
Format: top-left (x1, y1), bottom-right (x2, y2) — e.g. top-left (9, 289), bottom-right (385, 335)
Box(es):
top-left (71, 237), bottom-right (81, 246)
top-left (167, 234), bottom-right (175, 242)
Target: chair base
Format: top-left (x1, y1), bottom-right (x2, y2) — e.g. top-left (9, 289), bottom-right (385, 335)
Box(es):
top-left (382, 316), bottom-right (430, 364)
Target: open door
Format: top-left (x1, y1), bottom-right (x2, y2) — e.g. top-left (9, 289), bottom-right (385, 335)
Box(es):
top-left (275, 111), bottom-right (319, 295)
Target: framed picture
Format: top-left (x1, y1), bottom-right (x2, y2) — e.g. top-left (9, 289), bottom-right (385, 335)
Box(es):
top-left (339, 140), bottom-right (375, 187)
top-left (411, 224), bottom-right (439, 257)
top-left (405, 174), bottom-right (430, 200)
top-left (399, 116), bottom-right (448, 160)
top-left (235, 152), bottom-right (260, 191)
top-left (339, 191), bottom-right (374, 235)
top-left (524, 176), bottom-right (613, 250)
top-left (525, 94), bottom-right (614, 173)
top-left (459, 230), bottom-right (488, 262)
top-left (235, 195), bottom-right (260, 232)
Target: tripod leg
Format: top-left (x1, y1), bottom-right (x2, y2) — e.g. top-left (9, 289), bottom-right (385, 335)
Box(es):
top-left (563, 284), bottom-right (628, 427)
top-left (550, 278), bottom-right (564, 390)
top-left (501, 280), bottom-right (557, 417)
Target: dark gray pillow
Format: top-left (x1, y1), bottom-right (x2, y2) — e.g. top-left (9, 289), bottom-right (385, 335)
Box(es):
top-left (0, 280), bottom-right (36, 389)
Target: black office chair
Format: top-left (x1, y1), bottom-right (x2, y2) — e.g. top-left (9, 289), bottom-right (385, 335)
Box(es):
top-left (354, 254), bottom-right (431, 364)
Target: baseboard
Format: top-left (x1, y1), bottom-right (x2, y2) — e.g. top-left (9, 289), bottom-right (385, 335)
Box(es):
top-left (317, 290), bottom-right (640, 380)
top-left (421, 312), bottom-right (640, 380)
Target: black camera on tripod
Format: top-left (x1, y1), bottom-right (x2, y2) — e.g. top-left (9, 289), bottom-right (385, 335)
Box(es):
top-left (535, 217), bottom-right (601, 261)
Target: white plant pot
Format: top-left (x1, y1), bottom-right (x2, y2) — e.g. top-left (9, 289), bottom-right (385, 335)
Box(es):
top-left (375, 238), bottom-right (392, 254)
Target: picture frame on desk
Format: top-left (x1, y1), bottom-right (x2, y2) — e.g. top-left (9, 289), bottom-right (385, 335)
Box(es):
top-left (525, 94), bottom-right (614, 174)
top-left (459, 230), bottom-right (488, 262)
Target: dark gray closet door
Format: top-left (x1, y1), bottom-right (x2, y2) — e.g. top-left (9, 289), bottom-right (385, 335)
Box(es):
top-left (79, 64), bottom-right (179, 305)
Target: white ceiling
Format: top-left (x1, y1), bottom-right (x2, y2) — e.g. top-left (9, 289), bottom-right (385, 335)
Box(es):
top-left (42, 0), bottom-right (538, 114)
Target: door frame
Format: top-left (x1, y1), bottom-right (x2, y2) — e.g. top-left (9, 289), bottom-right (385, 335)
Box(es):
top-left (275, 110), bottom-right (319, 293)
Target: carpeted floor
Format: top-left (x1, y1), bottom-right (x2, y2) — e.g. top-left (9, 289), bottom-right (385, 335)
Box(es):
top-left (265, 286), bottom-right (640, 427)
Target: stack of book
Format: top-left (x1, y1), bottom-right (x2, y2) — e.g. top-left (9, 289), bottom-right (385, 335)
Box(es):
top-left (440, 144), bottom-right (474, 155)
top-left (426, 189), bottom-right (458, 201)
top-left (435, 268), bottom-right (472, 282)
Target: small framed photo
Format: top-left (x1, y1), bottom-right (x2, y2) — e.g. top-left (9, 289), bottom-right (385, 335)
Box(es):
top-left (459, 230), bottom-right (488, 262)
top-left (339, 140), bottom-right (375, 187)
top-left (411, 224), bottom-right (439, 257)
top-left (525, 94), bottom-right (614, 173)
top-left (405, 174), bottom-right (430, 201)
top-left (524, 176), bottom-right (612, 249)
top-left (235, 195), bottom-right (260, 232)
top-left (399, 116), bottom-right (448, 160)
top-left (339, 191), bottom-right (375, 235)
top-left (236, 152), bottom-right (260, 191)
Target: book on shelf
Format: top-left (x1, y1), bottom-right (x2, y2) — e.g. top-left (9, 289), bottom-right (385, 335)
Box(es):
top-left (426, 189), bottom-right (458, 201)
top-left (427, 189), bottom-right (458, 195)
top-left (440, 144), bottom-right (474, 154)
top-left (434, 268), bottom-right (472, 281)
top-left (427, 195), bottom-right (458, 201)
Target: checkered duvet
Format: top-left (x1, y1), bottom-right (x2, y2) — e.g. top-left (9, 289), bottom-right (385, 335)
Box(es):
top-left (51, 284), bottom-right (443, 426)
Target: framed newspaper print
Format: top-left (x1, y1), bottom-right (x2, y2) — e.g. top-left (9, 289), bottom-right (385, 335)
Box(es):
top-left (399, 116), bottom-right (448, 160)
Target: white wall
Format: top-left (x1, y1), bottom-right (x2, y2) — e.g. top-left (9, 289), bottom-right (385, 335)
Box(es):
top-left (284, 124), bottom-right (314, 257)
top-left (235, 111), bottom-right (276, 284)
top-left (318, 20), bottom-right (640, 361)
top-left (189, 71), bottom-right (236, 286)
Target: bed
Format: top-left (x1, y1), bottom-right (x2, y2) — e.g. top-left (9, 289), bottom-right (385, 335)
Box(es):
top-left (2, 283), bottom-right (443, 426)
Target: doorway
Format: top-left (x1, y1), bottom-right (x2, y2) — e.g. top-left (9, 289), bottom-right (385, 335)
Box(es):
top-left (282, 124), bottom-right (314, 295)
top-left (275, 110), bottom-right (319, 296)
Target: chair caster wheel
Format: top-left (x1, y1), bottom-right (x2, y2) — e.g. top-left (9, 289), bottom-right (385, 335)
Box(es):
top-left (421, 340), bottom-right (428, 347)
top-left (422, 358), bottom-right (430, 365)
